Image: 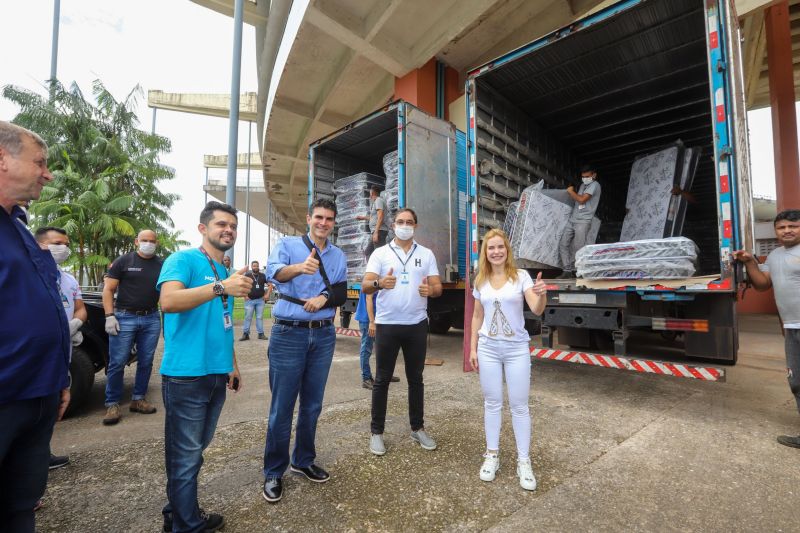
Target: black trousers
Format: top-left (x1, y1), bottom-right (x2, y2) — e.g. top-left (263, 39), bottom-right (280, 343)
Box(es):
top-left (364, 230), bottom-right (388, 260)
top-left (370, 319), bottom-right (428, 434)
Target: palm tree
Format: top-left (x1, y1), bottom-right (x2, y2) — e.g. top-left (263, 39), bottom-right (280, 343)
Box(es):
top-left (3, 79), bottom-right (188, 285)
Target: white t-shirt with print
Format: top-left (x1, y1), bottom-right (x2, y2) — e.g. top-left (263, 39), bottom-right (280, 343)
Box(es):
top-left (472, 269), bottom-right (534, 342)
top-left (366, 240), bottom-right (439, 325)
top-left (58, 269), bottom-right (82, 321)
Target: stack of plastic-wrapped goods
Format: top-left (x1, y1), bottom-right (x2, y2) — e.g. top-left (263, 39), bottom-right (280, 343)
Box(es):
top-left (575, 237), bottom-right (698, 280)
top-left (382, 151), bottom-right (399, 230)
top-left (333, 172), bottom-right (385, 282)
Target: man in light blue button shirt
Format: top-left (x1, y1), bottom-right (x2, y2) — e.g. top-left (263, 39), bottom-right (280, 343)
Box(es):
top-left (262, 198), bottom-right (346, 504)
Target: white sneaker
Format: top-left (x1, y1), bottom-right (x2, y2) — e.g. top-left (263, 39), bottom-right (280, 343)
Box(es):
top-left (517, 458), bottom-right (537, 491)
top-left (370, 434), bottom-right (386, 456)
top-left (410, 429), bottom-right (437, 450)
top-left (479, 453), bottom-right (500, 482)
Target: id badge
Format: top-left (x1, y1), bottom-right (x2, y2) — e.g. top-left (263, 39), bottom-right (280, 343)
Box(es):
top-left (400, 271), bottom-right (410, 285)
top-left (254, 283), bottom-right (260, 289)
top-left (223, 311), bottom-right (233, 331)
top-left (578, 203), bottom-right (586, 210)
top-left (61, 293), bottom-right (70, 308)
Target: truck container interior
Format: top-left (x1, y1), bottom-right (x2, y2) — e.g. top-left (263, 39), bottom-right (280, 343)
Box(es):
top-left (474, 0), bottom-right (720, 275)
top-left (312, 108), bottom-right (399, 203)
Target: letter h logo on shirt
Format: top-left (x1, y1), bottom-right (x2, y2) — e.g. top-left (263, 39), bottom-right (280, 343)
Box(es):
top-left (415, 258), bottom-right (421, 268)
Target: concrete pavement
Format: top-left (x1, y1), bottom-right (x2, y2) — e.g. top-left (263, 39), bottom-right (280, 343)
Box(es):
top-left (40, 314), bottom-right (799, 532)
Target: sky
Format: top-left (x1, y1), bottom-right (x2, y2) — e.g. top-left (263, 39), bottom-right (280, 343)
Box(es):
top-left (0, 0), bottom-right (788, 267)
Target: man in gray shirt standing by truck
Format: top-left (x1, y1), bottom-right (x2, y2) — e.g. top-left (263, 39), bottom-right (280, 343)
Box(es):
top-left (734, 209), bottom-right (800, 449)
top-left (558, 165), bottom-right (601, 279)
top-left (358, 185), bottom-right (389, 259)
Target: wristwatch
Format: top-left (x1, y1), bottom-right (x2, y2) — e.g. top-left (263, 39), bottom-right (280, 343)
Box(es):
top-left (212, 280), bottom-right (225, 296)
top-left (372, 279), bottom-right (380, 289)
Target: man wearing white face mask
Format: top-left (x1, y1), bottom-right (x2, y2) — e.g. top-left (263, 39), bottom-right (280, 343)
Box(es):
top-left (557, 165), bottom-right (601, 279)
top-left (34, 227), bottom-right (87, 347)
top-left (362, 208), bottom-right (443, 456)
top-left (101, 229), bottom-right (163, 425)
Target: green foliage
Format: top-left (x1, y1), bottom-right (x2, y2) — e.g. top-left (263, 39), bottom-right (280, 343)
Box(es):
top-left (3, 79), bottom-right (188, 285)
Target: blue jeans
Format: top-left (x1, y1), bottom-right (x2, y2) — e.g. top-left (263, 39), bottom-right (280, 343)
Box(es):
top-left (105, 311), bottom-right (161, 407)
top-left (0, 393), bottom-right (59, 532)
top-left (161, 374), bottom-right (227, 533)
top-left (242, 299), bottom-right (265, 335)
top-left (358, 321), bottom-right (374, 381)
top-left (263, 323), bottom-right (335, 478)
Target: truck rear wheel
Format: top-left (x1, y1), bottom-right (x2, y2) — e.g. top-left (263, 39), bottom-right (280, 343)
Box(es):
top-left (340, 311), bottom-right (352, 329)
top-left (65, 346), bottom-right (95, 418)
top-left (428, 314), bottom-right (452, 335)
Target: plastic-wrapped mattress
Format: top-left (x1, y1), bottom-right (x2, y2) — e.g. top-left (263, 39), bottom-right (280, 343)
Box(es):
top-left (576, 237), bottom-right (698, 279)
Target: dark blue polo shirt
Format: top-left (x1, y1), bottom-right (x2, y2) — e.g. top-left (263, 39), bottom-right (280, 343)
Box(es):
top-left (0, 205), bottom-right (70, 404)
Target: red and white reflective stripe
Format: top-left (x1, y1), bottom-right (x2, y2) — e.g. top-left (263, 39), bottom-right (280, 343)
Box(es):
top-left (335, 327), bottom-right (361, 337)
top-left (530, 348), bottom-right (724, 381)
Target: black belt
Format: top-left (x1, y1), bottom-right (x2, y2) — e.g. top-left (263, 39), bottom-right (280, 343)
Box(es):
top-left (118, 307), bottom-right (159, 315)
top-left (274, 318), bottom-right (333, 329)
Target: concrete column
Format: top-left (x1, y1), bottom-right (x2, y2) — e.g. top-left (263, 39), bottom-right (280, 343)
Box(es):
top-left (765, 1), bottom-right (800, 211)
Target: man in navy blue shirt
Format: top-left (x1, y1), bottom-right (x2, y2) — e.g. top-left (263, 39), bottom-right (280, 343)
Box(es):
top-left (261, 198), bottom-right (346, 503)
top-left (0, 121), bottom-right (70, 532)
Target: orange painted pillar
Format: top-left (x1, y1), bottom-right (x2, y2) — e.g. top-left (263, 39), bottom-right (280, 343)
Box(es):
top-left (765, 1), bottom-right (800, 212)
top-left (394, 58), bottom-right (437, 115)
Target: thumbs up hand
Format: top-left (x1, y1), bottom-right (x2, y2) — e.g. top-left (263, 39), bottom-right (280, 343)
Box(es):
top-left (532, 271), bottom-right (547, 296)
top-left (224, 265), bottom-right (255, 297)
top-left (380, 267), bottom-right (397, 290)
top-left (418, 276), bottom-right (430, 297)
top-left (300, 248), bottom-right (320, 275)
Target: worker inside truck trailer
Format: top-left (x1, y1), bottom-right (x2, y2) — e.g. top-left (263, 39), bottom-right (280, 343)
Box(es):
top-left (733, 209), bottom-right (800, 450)
top-left (557, 165), bottom-right (601, 279)
top-left (356, 185), bottom-right (389, 260)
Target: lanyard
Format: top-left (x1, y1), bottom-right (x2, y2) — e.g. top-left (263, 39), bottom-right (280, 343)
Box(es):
top-left (389, 243), bottom-right (418, 273)
top-left (199, 247), bottom-right (228, 307)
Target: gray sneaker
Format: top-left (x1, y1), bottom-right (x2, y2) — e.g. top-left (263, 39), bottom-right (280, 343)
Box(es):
top-left (411, 429), bottom-right (437, 450)
top-left (370, 434), bottom-right (386, 456)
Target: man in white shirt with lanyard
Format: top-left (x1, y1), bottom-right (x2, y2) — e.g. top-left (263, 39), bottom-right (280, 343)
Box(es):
top-left (362, 208), bottom-right (443, 455)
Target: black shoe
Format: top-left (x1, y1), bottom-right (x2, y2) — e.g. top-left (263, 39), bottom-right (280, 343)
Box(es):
top-left (777, 434), bottom-right (800, 448)
top-left (49, 453), bottom-right (69, 470)
top-left (290, 463), bottom-right (330, 483)
top-left (556, 271), bottom-right (573, 280)
top-left (239, 333), bottom-right (250, 341)
top-left (258, 333), bottom-right (267, 340)
top-left (163, 509), bottom-right (224, 532)
top-left (390, 375), bottom-right (400, 382)
top-left (262, 477), bottom-right (283, 503)
top-left (362, 378), bottom-right (374, 390)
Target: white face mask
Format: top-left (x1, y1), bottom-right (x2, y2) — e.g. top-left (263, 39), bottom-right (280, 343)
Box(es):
top-left (394, 225), bottom-right (414, 241)
top-left (581, 177), bottom-right (594, 185)
top-left (48, 244), bottom-right (71, 265)
top-left (139, 242), bottom-right (157, 256)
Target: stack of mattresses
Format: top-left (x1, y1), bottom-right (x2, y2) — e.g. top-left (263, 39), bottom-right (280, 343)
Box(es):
top-left (333, 172), bottom-right (385, 282)
top-left (620, 143), bottom-right (699, 241)
top-left (509, 184), bottom-right (600, 269)
top-left (382, 151), bottom-right (400, 226)
top-left (575, 237), bottom-right (698, 280)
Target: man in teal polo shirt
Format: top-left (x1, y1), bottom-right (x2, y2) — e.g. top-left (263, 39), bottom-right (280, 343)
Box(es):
top-left (157, 201), bottom-right (253, 533)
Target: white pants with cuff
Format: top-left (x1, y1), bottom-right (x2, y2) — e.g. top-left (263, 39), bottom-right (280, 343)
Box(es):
top-left (477, 336), bottom-right (532, 459)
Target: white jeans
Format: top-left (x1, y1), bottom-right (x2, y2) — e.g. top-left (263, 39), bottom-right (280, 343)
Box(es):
top-left (477, 337), bottom-right (532, 459)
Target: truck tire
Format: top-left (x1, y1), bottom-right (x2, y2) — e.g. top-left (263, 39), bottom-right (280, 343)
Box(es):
top-left (65, 347), bottom-right (95, 418)
top-left (428, 314), bottom-right (452, 335)
top-left (340, 311), bottom-right (352, 329)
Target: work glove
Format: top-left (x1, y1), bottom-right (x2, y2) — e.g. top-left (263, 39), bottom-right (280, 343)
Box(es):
top-left (71, 331), bottom-right (83, 346)
top-left (105, 315), bottom-right (120, 336)
top-left (68, 318), bottom-right (83, 337)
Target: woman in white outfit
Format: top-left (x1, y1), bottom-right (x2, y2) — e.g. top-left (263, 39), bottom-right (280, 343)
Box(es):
top-left (469, 229), bottom-right (546, 490)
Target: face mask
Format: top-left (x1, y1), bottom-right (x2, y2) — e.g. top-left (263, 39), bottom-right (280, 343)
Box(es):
top-left (48, 244), bottom-right (71, 265)
top-left (394, 225), bottom-right (414, 241)
top-left (581, 177), bottom-right (594, 185)
top-left (139, 242), bottom-right (157, 256)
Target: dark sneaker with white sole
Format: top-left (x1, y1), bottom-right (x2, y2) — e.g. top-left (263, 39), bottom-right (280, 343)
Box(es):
top-left (162, 508), bottom-right (224, 532)
top-left (262, 477), bottom-right (283, 503)
top-left (290, 464), bottom-right (330, 483)
top-left (777, 434), bottom-right (800, 448)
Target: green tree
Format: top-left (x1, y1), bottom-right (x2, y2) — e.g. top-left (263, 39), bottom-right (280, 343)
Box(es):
top-left (3, 79), bottom-right (188, 285)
